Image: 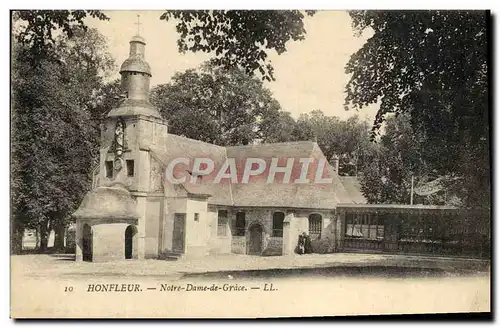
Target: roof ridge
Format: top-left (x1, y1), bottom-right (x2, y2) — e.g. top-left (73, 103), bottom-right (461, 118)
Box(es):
top-left (167, 133), bottom-right (226, 150)
top-left (225, 140), bottom-right (315, 149)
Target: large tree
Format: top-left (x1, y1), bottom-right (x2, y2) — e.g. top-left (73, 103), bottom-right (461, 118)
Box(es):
top-left (259, 110), bottom-right (298, 144)
top-left (344, 10), bottom-right (489, 210)
top-left (358, 113), bottom-right (428, 204)
top-left (291, 110), bottom-right (373, 176)
top-left (162, 10), bottom-right (490, 209)
top-left (11, 28), bottom-right (116, 253)
top-left (12, 10), bottom-right (108, 60)
top-left (13, 10), bottom-right (312, 81)
top-left (150, 63), bottom-right (288, 146)
top-left (160, 10), bottom-right (315, 81)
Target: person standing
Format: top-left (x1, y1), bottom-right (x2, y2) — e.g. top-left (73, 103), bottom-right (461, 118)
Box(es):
top-left (297, 234), bottom-right (305, 254)
top-left (304, 232), bottom-right (313, 254)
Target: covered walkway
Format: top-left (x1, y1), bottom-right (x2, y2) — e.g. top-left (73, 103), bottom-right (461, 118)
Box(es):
top-left (336, 204), bottom-right (490, 259)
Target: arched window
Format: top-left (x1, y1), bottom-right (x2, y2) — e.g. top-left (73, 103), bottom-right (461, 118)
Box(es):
top-left (272, 212), bottom-right (285, 237)
top-left (308, 214), bottom-right (322, 239)
top-left (235, 212), bottom-right (246, 236)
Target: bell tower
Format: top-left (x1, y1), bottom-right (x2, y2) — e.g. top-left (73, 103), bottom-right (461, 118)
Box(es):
top-left (96, 21), bottom-right (169, 259)
top-left (74, 18), bottom-right (169, 262)
top-left (107, 33), bottom-right (160, 119)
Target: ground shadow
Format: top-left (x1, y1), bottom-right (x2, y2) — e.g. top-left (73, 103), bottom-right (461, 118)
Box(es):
top-left (180, 265), bottom-right (490, 281)
top-left (15, 247), bottom-right (75, 255)
top-left (49, 254), bottom-right (75, 261)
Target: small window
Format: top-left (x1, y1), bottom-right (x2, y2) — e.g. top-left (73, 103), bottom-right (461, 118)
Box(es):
top-left (272, 212), bottom-right (285, 237)
top-left (126, 160), bottom-right (135, 177)
top-left (194, 213), bottom-right (199, 222)
top-left (217, 210), bottom-right (228, 236)
top-left (308, 214), bottom-right (322, 239)
top-left (105, 161), bottom-right (113, 178)
top-left (234, 212), bottom-right (246, 236)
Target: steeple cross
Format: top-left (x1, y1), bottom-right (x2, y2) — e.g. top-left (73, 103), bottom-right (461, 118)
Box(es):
top-left (134, 14), bottom-right (142, 35)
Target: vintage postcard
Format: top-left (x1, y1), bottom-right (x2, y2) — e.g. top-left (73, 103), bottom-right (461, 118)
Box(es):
top-left (10, 9), bottom-right (491, 318)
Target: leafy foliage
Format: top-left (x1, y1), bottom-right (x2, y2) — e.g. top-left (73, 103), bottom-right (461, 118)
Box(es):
top-left (260, 111), bottom-right (297, 144)
top-left (345, 11), bottom-right (489, 209)
top-left (359, 113), bottom-right (425, 204)
top-left (150, 64), bottom-right (374, 176)
top-left (11, 28), bottom-right (117, 252)
top-left (150, 63), bottom-right (287, 146)
top-left (12, 10), bottom-right (109, 59)
top-left (160, 10), bottom-right (315, 81)
top-left (358, 113), bottom-right (464, 205)
top-left (291, 111), bottom-right (373, 176)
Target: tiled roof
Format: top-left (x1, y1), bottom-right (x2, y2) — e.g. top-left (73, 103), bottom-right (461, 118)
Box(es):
top-left (339, 176), bottom-right (367, 204)
top-left (151, 136), bottom-right (353, 210)
top-left (150, 134), bottom-right (233, 206)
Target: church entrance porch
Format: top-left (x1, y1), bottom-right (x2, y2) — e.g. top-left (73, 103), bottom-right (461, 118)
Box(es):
top-left (247, 223), bottom-right (264, 255)
top-left (77, 222), bottom-right (139, 262)
top-left (73, 185), bottom-right (140, 262)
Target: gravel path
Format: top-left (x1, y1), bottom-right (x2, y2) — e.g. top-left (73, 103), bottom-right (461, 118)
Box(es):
top-left (11, 253), bottom-right (490, 279)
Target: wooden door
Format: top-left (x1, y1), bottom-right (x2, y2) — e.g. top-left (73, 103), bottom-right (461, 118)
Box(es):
top-left (248, 224), bottom-right (263, 255)
top-left (172, 213), bottom-right (186, 253)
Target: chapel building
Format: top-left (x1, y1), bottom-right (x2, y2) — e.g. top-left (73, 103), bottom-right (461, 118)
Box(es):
top-left (72, 34), bottom-right (489, 262)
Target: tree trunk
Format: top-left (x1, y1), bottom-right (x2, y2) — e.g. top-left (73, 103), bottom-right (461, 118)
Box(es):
top-left (54, 224), bottom-right (66, 252)
top-left (39, 222), bottom-right (49, 252)
top-left (35, 228), bottom-right (40, 249)
top-left (11, 222), bottom-right (24, 254)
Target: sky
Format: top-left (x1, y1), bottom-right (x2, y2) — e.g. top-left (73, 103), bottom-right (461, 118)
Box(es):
top-left (86, 10), bottom-right (379, 122)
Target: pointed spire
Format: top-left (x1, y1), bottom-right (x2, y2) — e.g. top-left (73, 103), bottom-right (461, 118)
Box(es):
top-left (135, 14), bottom-right (142, 35)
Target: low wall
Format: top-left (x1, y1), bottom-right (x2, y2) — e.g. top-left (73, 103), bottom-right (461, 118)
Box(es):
top-left (262, 237), bottom-right (283, 256)
top-left (209, 236), bottom-right (231, 255)
top-left (310, 236), bottom-right (335, 254)
top-left (231, 236), bottom-right (246, 254)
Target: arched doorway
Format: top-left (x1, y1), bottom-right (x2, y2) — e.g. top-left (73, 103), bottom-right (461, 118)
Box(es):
top-left (82, 224), bottom-right (92, 262)
top-left (248, 224), bottom-right (263, 255)
top-left (124, 225), bottom-right (138, 259)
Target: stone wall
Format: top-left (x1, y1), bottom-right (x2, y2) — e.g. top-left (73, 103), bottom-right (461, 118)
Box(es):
top-left (207, 206), bottom-right (232, 254)
top-left (156, 205), bottom-right (340, 257)
top-left (216, 207), bottom-right (337, 256)
top-left (144, 196), bottom-right (163, 258)
top-left (76, 222), bottom-right (135, 262)
top-left (161, 197), bottom-right (186, 253)
top-left (231, 236), bottom-right (246, 254)
top-left (262, 237), bottom-right (283, 256)
top-left (184, 197), bottom-right (209, 257)
top-left (284, 209), bottom-right (337, 254)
